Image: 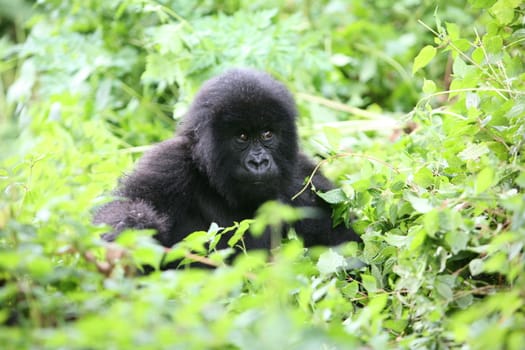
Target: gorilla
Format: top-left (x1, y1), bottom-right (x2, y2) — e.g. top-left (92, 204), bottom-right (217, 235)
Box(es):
top-left (94, 68), bottom-right (360, 252)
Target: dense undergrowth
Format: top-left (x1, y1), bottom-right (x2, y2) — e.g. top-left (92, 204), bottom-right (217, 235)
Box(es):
top-left (0, 0), bottom-right (524, 349)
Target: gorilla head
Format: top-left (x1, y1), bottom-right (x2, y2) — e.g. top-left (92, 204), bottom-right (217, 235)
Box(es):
top-left (94, 68), bottom-right (359, 250)
top-left (181, 69), bottom-right (299, 207)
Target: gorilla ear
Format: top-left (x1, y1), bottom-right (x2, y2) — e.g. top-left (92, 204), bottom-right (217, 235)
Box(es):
top-left (192, 122), bottom-right (217, 174)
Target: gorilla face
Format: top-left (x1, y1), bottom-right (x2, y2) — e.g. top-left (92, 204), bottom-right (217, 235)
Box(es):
top-left (185, 69), bottom-right (299, 206)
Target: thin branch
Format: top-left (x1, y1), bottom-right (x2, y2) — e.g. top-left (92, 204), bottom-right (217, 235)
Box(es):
top-left (292, 152), bottom-right (400, 201)
top-left (296, 92), bottom-right (395, 120)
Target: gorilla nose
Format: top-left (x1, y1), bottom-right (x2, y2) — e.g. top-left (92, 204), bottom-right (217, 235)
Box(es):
top-left (246, 155), bottom-right (270, 174)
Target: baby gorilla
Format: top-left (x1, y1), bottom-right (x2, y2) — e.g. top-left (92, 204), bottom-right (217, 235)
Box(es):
top-left (94, 68), bottom-right (360, 249)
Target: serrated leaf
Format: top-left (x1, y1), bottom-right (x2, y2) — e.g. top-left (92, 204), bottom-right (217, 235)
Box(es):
top-left (413, 45), bottom-right (436, 74)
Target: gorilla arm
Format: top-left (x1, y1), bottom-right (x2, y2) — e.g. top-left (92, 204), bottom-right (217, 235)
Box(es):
top-left (93, 138), bottom-right (193, 245)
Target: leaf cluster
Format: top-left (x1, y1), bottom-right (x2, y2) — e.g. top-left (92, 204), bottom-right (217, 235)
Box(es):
top-left (0, 0), bottom-right (524, 349)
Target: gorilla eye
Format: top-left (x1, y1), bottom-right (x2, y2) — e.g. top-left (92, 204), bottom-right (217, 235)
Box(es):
top-left (261, 130), bottom-right (273, 141)
top-left (238, 133), bottom-right (249, 142)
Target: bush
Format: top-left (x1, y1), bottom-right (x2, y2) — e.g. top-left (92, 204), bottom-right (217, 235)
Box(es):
top-left (1, 0), bottom-right (523, 348)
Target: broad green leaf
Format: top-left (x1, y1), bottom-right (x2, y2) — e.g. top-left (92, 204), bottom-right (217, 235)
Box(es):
top-left (413, 45), bottom-right (436, 74)
top-left (472, 47), bottom-right (485, 64)
top-left (490, 0), bottom-right (521, 25)
top-left (340, 281), bottom-right (359, 298)
top-left (414, 167), bottom-right (434, 188)
top-left (361, 274), bottom-right (378, 293)
top-left (317, 188), bottom-right (348, 204)
top-left (482, 35), bottom-right (503, 54)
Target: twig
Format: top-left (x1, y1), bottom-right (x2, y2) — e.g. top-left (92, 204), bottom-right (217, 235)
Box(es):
top-left (292, 152), bottom-right (399, 201)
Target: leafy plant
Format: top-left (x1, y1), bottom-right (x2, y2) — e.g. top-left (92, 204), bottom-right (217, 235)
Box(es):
top-left (1, 0), bottom-right (524, 349)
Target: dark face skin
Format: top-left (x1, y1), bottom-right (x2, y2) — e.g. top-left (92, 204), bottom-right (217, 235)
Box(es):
top-left (232, 128), bottom-right (279, 182)
top-left (209, 110), bottom-right (286, 207)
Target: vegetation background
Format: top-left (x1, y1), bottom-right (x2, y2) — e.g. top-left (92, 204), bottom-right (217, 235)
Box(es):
top-left (0, 0), bottom-right (524, 348)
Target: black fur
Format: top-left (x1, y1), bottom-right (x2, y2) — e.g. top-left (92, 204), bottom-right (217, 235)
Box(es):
top-left (94, 68), bottom-right (360, 249)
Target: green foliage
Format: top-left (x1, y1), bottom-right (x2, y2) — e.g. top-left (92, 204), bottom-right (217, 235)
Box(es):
top-left (1, 0), bottom-right (524, 349)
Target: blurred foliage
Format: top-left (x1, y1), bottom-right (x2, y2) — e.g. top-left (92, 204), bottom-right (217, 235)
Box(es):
top-left (1, 0), bottom-right (524, 349)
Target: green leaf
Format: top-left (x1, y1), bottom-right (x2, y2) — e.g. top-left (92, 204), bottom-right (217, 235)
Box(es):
top-left (361, 274), bottom-right (378, 293)
top-left (322, 126), bottom-right (342, 150)
top-left (317, 188), bottom-right (348, 204)
top-left (317, 249), bottom-right (347, 274)
top-left (413, 45), bottom-right (436, 74)
top-left (446, 22), bottom-right (460, 41)
top-left (458, 143), bottom-right (490, 161)
top-left (469, 258), bottom-right (485, 276)
top-left (435, 275), bottom-right (455, 301)
top-left (452, 57), bottom-right (469, 77)
top-left (490, 0), bottom-right (521, 25)
top-left (445, 231), bottom-right (469, 254)
top-left (423, 210), bottom-right (439, 237)
top-left (475, 167), bottom-right (495, 194)
top-left (422, 79), bottom-right (437, 94)
top-left (384, 234), bottom-right (409, 248)
top-left (384, 319), bottom-right (409, 333)
top-left (340, 281), bottom-right (359, 298)
top-left (405, 194), bottom-right (433, 213)
top-left (227, 220), bottom-right (252, 247)
top-left (414, 167), bottom-right (434, 188)
top-left (468, 0), bottom-right (497, 8)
